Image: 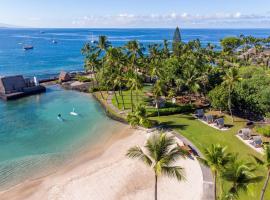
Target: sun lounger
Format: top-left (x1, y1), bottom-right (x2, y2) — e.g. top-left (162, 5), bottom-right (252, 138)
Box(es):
top-left (214, 118), bottom-right (225, 129)
top-left (203, 115), bottom-right (214, 124)
top-left (195, 109), bottom-right (204, 118)
top-left (250, 136), bottom-right (263, 148)
top-left (238, 128), bottom-right (252, 140)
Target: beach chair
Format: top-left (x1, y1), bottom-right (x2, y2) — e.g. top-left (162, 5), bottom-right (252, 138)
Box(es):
top-left (238, 128), bottom-right (252, 140)
top-left (251, 136), bottom-right (263, 148)
top-left (203, 115), bottom-right (214, 124)
top-left (195, 109), bottom-right (204, 118)
top-left (214, 118), bottom-right (225, 129)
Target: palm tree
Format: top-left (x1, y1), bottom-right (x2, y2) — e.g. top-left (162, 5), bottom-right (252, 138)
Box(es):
top-left (153, 80), bottom-right (164, 117)
top-left (197, 144), bottom-right (232, 200)
top-left (222, 67), bottom-right (240, 122)
top-left (82, 45), bottom-right (105, 99)
top-left (127, 72), bottom-right (142, 112)
top-left (97, 36), bottom-right (110, 93)
top-left (252, 145), bottom-right (270, 200)
top-left (126, 133), bottom-right (187, 200)
top-left (222, 155), bottom-right (263, 199)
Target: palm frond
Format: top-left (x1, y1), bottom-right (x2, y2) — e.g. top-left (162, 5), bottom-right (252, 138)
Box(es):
top-left (161, 166), bottom-right (186, 181)
top-left (126, 146), bottom-right (152, 167)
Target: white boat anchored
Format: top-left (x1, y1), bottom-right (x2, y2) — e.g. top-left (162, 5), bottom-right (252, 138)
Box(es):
top-left (70, 108), bottom-right (78, 116)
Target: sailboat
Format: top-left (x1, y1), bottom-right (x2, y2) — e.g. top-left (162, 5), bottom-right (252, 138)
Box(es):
top-left (90, 32), bottom-right (95, 43)
top-left (70, 108), bottom-right (78, 116)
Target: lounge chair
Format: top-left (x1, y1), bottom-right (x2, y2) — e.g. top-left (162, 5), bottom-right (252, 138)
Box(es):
top-left (238, 128), bottom-right (252, 140)
top-left (251, 136), bottom-right (263, 148)
top-left (203, 115), bottom-right (214, 124)
top-left (195, 109), bottom-right (204, 118)
top-left (214, 118), bottom-right (225, 129)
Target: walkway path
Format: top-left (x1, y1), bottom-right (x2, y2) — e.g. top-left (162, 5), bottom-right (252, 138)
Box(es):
top-left (105, 92), bottom-right (215, 200)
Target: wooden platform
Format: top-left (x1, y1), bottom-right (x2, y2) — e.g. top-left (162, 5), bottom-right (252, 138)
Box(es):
top-left (0, 85), bottom-right (46, 100)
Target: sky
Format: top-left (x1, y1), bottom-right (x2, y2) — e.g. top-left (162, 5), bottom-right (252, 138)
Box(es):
top-left (0, 0), bottom-right (270, 28)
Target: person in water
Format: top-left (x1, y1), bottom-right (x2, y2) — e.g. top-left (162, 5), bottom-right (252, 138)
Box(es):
top-left (58, 114), bottom-right (62, 118)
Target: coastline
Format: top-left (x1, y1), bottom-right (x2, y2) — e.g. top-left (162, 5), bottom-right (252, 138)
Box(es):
top-left (0, 123), bottom-right (133, 199)
top-left (0, 126), bottom-right (204, 200)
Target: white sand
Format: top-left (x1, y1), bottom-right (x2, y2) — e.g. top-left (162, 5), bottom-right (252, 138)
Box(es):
top-left (0, 128), bottom-right (203, 200)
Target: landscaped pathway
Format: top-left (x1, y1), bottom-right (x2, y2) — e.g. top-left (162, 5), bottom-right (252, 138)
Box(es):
top-left (104, 92), bottom-right (214, 200)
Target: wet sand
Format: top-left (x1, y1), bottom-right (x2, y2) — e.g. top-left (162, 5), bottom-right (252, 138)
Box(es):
top-left (0, 126), bottom-right (203, 200)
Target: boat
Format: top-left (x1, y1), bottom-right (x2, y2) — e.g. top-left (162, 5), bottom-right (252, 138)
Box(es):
top-left (90, 32), bottom-right (95, 43)
top-left (52, 40), bottom-right (57, 44)
top-left (70, 108), bottom-right (78, 116)
top-left (23, 45), bottom-right (34, 50)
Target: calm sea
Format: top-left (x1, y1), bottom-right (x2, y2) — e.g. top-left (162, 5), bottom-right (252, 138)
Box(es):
top-left (0, 28), bottom-right (269, 78)
top-left (0, 28), bottom-right (269, 189)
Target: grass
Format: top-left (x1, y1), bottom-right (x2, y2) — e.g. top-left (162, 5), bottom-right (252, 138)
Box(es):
top-left (150, 113), bottom-right (270, 200)
top-left (112, 85), bottom-right (156, 112)
top-left (106, 85), bottom-right (269, 199)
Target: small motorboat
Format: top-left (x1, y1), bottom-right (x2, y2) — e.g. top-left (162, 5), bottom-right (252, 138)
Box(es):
top-left (52, 40), bottom-right (57, 44)
top-left (23, 45), bottom-right (34, 50)
top-left (70, 108), bottom-right (78, 116)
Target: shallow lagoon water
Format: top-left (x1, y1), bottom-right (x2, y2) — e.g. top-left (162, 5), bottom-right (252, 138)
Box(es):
top-left (0, 86), bottom-right (118, 189)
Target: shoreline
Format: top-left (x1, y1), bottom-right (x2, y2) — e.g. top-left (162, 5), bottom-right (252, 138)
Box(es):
top-left (0, 127), bottom-right (204, 200)
top-left (0, 123), bottom-right (134, 199)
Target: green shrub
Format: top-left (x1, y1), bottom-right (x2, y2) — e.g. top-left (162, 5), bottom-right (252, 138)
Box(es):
top-left (255, 126), bottom-right (270, 137)
top-left (147, 104), bottom-right (194, 117)
top-left (75, 75), bottom-right (92, 82)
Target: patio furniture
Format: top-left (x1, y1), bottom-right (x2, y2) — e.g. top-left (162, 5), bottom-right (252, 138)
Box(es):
top-left (214, 118), bottom-right (225, 129)
top-left (195, 109), bottom-right (204, 118)
top-left (251, 136), bottom-right (263, 148)
top-left (203, 115), bottom-right (214, 124)
top-left (238, 128), bottom-right (252, 140)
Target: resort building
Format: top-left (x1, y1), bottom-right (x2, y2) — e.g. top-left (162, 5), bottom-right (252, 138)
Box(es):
top-left (0, 75), bottom-right (46, 100)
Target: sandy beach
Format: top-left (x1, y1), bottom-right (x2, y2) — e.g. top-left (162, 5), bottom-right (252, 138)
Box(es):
top-left (0, 126), bottom-right (203, 200)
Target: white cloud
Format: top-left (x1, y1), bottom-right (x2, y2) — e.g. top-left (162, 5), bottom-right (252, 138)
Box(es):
top-left (71, 12), bottom-right (270, 28)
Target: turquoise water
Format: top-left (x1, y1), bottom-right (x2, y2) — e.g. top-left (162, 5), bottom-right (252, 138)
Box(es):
top-left (0, 86), bottom-right (119, 189)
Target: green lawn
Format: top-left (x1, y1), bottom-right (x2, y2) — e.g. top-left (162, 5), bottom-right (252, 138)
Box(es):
top-left (151, 113), bottom-right (269, 200)
top-left (111, 86), bottom-right (269, 199)
top-left (112, 85), bottom-right (155, 111)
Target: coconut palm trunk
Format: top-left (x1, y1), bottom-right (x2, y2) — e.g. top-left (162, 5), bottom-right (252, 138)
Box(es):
top-left (119, 90), bottom-right (125, 110)
top-left (214, 171), bottom-right (217, 200)
top-left (114, 89), bottom-right (119, 106)
top-left (155, 174), bottom-right (158, 200)
top-left (93, 69), bottom-right (104, 99)
top-left (260, 170), bottom-right (270, 200)
top-left (228, 86), bottom-right (234, 122)
top-left (131, 89), bottom-right (134, 112)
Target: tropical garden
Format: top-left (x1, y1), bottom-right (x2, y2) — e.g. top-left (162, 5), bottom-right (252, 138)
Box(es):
top-left (81, 27), bottom-right (270, 199)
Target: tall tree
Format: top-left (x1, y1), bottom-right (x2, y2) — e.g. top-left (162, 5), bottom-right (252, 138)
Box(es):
top-left (172, 26), bottom-right (182, 56)
top-left (153, 80), bottom-right (164, 117)
top-left (252, 145), bottom-right (270, 200)
top-left (222, 67), bottom-right (240, 122)
top-left (126, 133), bottom-right (187, 200)
top-left (173, 26), bottom-right (181, 43)
top-left (197, 144), bottom-right (232, 200)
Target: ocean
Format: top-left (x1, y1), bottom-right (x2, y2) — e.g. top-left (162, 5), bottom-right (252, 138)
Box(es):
top-left (0, 28), bottom-right (269, 190)
top-left (0, 85), bottom-right (122, 189)
top-left (0, 28), bottom-right (269, 78)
